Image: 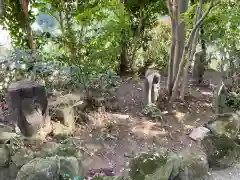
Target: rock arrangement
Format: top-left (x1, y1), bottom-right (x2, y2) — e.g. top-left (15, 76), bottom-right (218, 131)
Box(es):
top-left (1, 80), bottom-right (240, 179)
top-left (121, 111), bottom-right (240, 180)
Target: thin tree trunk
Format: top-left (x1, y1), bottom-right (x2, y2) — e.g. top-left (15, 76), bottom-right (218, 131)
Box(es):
top-left (20, 0), bottom-right (34, 50)
top-left (180, 0), bottom-right (203, 100)
top-left (119, 40), bottom-right (129, 76)
top-left (170, 0), bottom-right (214, 102)
top-left (59, 11), bottom-right (64, 34)
top-left (167, 16), bottom-right (176, 96)
top-left (0, 0), bottom-right (4, 15)
top-left (167, 0), bottom-right (176, 96)
top-left (130, 6), bottom-right (144, 73)
top-left (172, 0), bottom-right (180, 82)
top-left (172, 0), bottom-right (188, 81)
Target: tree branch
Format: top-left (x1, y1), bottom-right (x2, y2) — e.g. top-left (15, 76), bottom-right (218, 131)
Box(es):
top-left (166, 0), bottom-right (174, 19)
top-left (186, 0), bottom-right (214, 49)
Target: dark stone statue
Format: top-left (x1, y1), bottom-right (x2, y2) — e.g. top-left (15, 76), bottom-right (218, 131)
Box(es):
top-left (7, 80), bottom-right (48, 137)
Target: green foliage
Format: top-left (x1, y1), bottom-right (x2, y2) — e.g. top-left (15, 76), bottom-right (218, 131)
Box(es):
top-left (60, 174), bottom-right (83, 180)
top-left (136, 23), bottom-right (170, 72)
top-left (0, 0), bottom-right (167, 94)
top-left (202, 0), bottom-right (240, 62)
top-left (81, 71), bottom-right (122, 95)
top-left (142, 104), bottom-right (165, 121)
top-left (225, 90), bottom-right (240, 111)
top-left (0, 0), bottom-right (37, 48)
top-left (183, 0), bottom-right (240, 73)
top-left (0, 48), bottom-right (34, 95)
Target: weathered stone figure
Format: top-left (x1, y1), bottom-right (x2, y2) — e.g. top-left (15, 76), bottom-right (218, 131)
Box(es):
top-left (192, 51), bottom-right (206, 84)
top-left (212, 81), bottom-right (232, 114)
top-left (7, 80), bottom-right (48, 137)
top-left (144, 69), bottom-right (161, 105)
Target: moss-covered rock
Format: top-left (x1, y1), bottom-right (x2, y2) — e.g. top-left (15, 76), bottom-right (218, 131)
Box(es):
top-left (0, 145), bottom-right (10, 167)
top-left (15, 157), bottom-right (59, 180)
top-left (177, 147), bottom-right (209, 180)
top-left (91, 176), bottom-right (125, 180)
top-left (11, 149), bottom-right (35, 168)
top-left (202, 134), bottom-right (240, 169)
top-left (50, 156), bottom-right (83, 179)
top-left (0, 163), bottom-right (19, 180)
top-left (206, 112), bottom-right (240, 139)
top-left (168, 152), bottom-right (180, 179)
top-left (128, 149), bottom-right (176, 180)
top-left (16, 156), bottom-right (84, 180)
top-left (35, 140), bottom-right (82, 159)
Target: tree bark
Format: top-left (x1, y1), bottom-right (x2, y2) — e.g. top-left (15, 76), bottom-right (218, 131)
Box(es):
top-left (0, 0), bottom-right (4, 16)
top-left (180, 0), bottom-right (203, 100)
top-left (167, 0), bottom-right (176, 96)
top-left (170, 0), bottom-right (214, 102)
top-left (172, 0), bottom-right (180, 82)
top-left (119, 40), bottom-right (129, 76)
top-left (20, 0), bottom-right (34, 50)
top-left (167, 17), bottom-right (176, 96)
top-left (172, 0), bottom-right (188, 81)
top-left (130, 6), bottom-right (144, 73)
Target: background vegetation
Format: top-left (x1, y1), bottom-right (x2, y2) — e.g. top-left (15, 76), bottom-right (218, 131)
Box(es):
top-left (0, 0), bottom-right (239, 104)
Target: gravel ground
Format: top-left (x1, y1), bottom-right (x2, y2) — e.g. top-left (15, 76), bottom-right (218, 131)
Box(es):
top-left (209, 164), bottom-right (240, 180)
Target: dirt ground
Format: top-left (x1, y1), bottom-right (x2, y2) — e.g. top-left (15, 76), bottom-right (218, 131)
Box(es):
top-left (77, 72), bottom-right (219, 176)
top-left (0, 71), bottom-right (223, 177)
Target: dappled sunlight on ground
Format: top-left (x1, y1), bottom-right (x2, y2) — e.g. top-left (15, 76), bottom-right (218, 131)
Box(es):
top-left (201, 90), bottom-right (213, 96)
top-left (173, 111), bottom-right (187, 123)
top-left (130, 120), bottom-right (168, 138)
top-left (73, 73), bottom-right (221, 175)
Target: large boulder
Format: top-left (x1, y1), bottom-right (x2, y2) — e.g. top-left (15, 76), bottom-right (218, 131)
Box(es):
top-left (15, 156), bottom-right (83, 180)
top-left (128, 149), bottom-right (177, 180)
top-left (0, 145), bottom-right (11, 167)
top-left (0, 145), bottom-right (32, 180)
top-left (7, 80), bottom-right (50, 137)
top-left (91, 177), bottom-right (125, 180)
top-left (11, 148), bottom-right (35, 168)
top-left (202, 135), bottom-right (240, 169)
top-left (177, 147), bottom-right (209, 180)
top-left (0, 163), bottom-right (19, 180)
top-left (1, 138), bottom-right (84, 180)
top-left (15, 157), bottom-right (59, 180)
top-left (56, 156), bottom-right (83, 179)
top-left (206, 112), bottom-right (240, 140)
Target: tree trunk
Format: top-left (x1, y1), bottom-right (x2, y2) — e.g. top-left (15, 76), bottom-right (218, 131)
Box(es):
top-left (0, 0), bottom-right (4, 16)
top-left (172, 0), bottom-right (188, 81)
top-left (20, 0), bottom-right (34, 50)
top-left (130, 6), bottom-right (144, 73)
top-left (59, 11), bottom-right (65, 34)
top-left (119, 41), bottom-right (129, 76)
top-left (180, 0), bottom-right (203, 100)
top-left (170, 0), bottom-right (214, 102)
top-left (167, 16), bottom-right (176, 96)
top-left (172, 0), bottom-right (180, 82)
